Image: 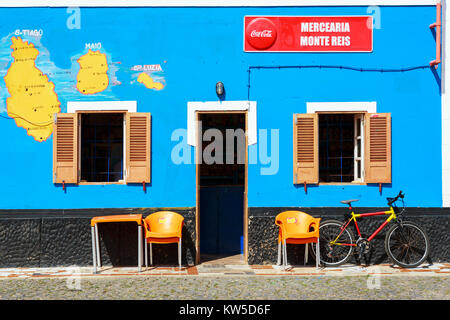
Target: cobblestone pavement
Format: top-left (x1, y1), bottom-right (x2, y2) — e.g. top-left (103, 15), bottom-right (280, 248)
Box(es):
top-left (0, 275), bottom-right (448, 300)
top-left (0, 263), bottom-right (448, 300)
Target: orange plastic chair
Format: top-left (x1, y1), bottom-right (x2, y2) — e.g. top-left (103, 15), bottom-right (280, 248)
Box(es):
top-left (275, 211), bottom-right (321, 269)
top-left (143, 211), bottom-right (184, 268)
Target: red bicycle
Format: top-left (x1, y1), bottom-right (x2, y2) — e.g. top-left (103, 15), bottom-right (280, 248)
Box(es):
top-left (311, 191), bottom-right (430, 268)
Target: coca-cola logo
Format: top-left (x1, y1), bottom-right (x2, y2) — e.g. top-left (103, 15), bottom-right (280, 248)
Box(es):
top-left (250, 30), bottom-right (273, 38)
top-left (245, 18), bottom-right (277, 50)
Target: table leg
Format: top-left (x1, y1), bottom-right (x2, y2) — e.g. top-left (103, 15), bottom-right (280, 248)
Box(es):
top-left (91, 226), bottom-right (97, 274)
top-left (95, 224), bottom-right (101, 267)
top-left (138, 225), bottom-right (142, 272)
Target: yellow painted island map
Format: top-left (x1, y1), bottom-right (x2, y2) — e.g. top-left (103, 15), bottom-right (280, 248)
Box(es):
top-left (4, 36), bottom-right (60, 142)
top-left (76, 49), bottom-right (109, 95)
top-left (137, 72), bottom-right (164, 90)
top-left (0, 33), bottom-right (166, 142)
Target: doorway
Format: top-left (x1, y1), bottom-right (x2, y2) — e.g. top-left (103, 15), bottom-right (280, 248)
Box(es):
top-left (196, 112), bottom-right (247, 264)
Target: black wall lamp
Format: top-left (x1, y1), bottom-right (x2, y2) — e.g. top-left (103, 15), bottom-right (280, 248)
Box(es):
top-left (216, 81), bottom-right (225, 99)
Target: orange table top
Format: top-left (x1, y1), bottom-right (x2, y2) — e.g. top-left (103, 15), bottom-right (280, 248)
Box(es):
top-left (91, 214), bottom-right (143, 227)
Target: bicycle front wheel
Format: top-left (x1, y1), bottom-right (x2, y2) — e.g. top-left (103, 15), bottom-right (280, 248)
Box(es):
top-left (385, 221), bottom-right (430, 268)
top-left (310, 219), bottom-right (355, 267)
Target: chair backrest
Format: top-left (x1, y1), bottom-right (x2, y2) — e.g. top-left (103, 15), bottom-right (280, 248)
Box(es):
top-left (144, 211), bottom-right (184, 237)
top-left (275, 211), bottom-right (320, 238)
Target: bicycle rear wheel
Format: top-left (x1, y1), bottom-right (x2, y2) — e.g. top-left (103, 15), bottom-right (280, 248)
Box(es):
top-left (385, 221), bottom-right (430, 268)
top-left (310, 219), bottom-right (355, 267)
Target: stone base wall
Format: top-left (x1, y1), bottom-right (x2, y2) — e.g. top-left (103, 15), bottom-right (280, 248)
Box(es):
top-left (248, 207), bottom-right (450, 265)
top-left (0, 206), bottom-right (448, 267)
top-left (0, 208), bottom-right (196, 268)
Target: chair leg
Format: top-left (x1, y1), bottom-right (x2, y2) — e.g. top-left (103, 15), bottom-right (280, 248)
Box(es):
top-left (149, 243), bottom-right (153, 266)
top-left (304, 243), bottom-right (309, 265)
top-left (178, 239), bottom-right (182, 269)
top-left (145, 240), bottom-right (148, 268)
top-left (316, 238), bottom-right (320, 270)
top-left (277, 241), bottom-right (282, 266)
top-left (283, 239), bottom-right (288, 270)
top-left (138, 226), bottom-right (142, 272)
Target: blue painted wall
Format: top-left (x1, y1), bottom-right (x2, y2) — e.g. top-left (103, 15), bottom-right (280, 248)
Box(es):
top-left (0, 6), bottom-right (441, 209)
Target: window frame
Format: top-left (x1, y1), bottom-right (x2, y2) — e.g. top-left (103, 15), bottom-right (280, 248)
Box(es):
top-left (316, 111), bottom-right (367, 185)
top-left (353, 113), bottom-right (364, 183)
top-left (294, 104), bottom-right (391, 187)
top-left (76, 110), bottom-right (128, 185)
top-left (54, 101), bottom-right (151, 186)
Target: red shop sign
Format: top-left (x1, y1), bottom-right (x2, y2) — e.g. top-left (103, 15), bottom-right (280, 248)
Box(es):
top-left (244, 16), bottom-right (373, 52)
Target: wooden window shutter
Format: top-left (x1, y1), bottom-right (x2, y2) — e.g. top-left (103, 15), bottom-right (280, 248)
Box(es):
top-left (53, 113), bottom-right (78, 184)
top-left (293, 113), bottom-right (318, 184)
top-left (126, 112), bottom-right (151, 183)
top-left (364, 113), bottom-right (391, 183)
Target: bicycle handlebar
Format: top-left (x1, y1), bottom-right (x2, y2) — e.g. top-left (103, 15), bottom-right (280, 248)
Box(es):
top-left (387, 190), bottom-right (405, 207)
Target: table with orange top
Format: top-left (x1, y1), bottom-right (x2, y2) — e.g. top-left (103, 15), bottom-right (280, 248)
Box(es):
top-left (90, 214), bottom-right (143, 274)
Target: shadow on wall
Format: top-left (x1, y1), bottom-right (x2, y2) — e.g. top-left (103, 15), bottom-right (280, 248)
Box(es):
top-left (98, 220), bottom-right (196, 267)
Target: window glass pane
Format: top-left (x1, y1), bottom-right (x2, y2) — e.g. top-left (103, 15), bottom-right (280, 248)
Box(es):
top-left (319, 114), bottom-right (354, 183)
top-left (356, 160), bottom-right (361, 179)
top-left (356, 118), bottom-right (361, 137)
top-left (80, 113), bottom-right (124, 182)
top-left (357, 138), bottom-right (361, 158)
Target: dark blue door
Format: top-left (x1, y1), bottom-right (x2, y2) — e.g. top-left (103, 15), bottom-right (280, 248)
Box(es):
top-left (200, 186), bottom-right (244, 254)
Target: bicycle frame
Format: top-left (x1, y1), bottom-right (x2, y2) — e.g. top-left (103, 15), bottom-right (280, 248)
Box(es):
top-left (331, 207), bottom-right (397, 246)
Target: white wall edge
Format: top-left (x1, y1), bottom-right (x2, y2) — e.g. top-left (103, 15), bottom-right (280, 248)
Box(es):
top-left (442, 0), bottom-right (450, 207)
top-left (0, 0), bottom-right (439, 7)
top-left (187, 100), bottom-right (257, 146)
top-left (306, 101), bottom-right (377, 113)
top-left (67, 100), bottom-right (137, 113)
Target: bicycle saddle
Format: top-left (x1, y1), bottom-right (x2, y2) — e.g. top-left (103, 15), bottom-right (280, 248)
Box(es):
top-left (340, 199), bottom-right (359, 205)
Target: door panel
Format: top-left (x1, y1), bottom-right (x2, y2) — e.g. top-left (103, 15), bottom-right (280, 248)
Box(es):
top-left (200, 186), bottom-right (244, 254)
